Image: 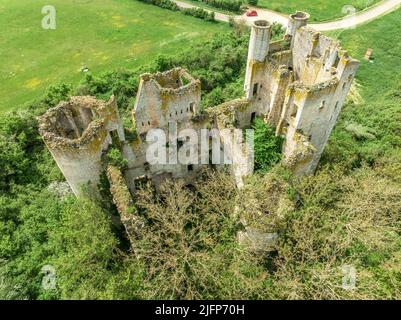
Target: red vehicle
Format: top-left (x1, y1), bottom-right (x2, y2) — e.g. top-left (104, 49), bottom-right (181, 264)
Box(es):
top-left (246, 10), bottom-right (258, 17)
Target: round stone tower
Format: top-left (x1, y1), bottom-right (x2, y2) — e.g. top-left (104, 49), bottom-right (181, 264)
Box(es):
top-left (38, 96), bottom-right (120, 197)
top-left (244, 20), bottom-right (271, 99)
top-left (247, 20), bottom-right (272, 62)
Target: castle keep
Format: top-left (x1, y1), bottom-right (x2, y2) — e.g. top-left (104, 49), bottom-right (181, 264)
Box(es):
top-left (39, 13), bottom-right (359, 202)
top-left (244, 12), bottom-right (359, 173)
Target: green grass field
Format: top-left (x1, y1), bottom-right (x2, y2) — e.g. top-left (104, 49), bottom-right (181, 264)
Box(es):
top-left (329, 8), bottom-right (401, 97)
top-left (257, 0), bottom-right (380, 21)
top-left (323, 6), bottom-right (401, 169)
top-left (181, 0), bottom-right (381, 22)
top-left (0, 0), bottom-right (229, 113)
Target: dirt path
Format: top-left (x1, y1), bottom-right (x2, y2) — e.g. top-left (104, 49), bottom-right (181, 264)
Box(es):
top-left (172, 0), bottom-right (401, 31)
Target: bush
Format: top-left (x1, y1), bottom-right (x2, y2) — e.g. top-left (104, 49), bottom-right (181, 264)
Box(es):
top-left (252, 118), bottom-right (284, 173)
top-left (247, 0), bottom-right (258, 6)
top-left (194, 0), bottom-right (243, 13)
top-left (107, 147), bottom-right (128, 170)
top-left (0, 110), bottom-right (59, 194)
top-left (138, 0), bottom-right (179, 11)
top-left (270, 165), bottom-right (401, 299)
top-left (182, 7), bottom-right (215, 21)
top-left (137, 0), bottom-right (215, 22)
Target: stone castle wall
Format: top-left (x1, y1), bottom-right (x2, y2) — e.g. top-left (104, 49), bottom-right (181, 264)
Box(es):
top-left (39, 11), bottom-right (359, 196)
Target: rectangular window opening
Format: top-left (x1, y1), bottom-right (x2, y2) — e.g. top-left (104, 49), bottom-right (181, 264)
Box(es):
top-left (253, 83), bottom-right (259, 97)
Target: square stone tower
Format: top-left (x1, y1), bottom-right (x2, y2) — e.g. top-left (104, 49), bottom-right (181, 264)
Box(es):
top-left (244, 13), bottom-right (359, 174)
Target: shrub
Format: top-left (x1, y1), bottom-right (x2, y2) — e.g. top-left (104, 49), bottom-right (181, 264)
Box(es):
top-left (138, 0), bottom-right (179, 11)
top-left (194, 0), bottom-right (243, 13)
top-left (182, 7), bottom-right (216, 21)
top-left (107, 147), bottom-right (128, 170)
top-left (252, 118), bottom-right (284, 173)
top-left (247, 0), bottom-right (258, 6)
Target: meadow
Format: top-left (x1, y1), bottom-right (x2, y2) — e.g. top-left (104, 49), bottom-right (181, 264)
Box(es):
top-left (182, 0), bottom-right (381, 21)
top-left (0, 0), bottom-right (228, 112)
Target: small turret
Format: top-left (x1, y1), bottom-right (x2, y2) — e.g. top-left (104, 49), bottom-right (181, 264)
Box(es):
top-left (286, 11), bottom-right (310, 47)
top-left (244, 20), bottom-right (271, 99)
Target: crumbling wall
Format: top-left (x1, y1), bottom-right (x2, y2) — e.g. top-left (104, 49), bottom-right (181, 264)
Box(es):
top-left (38, 96), bottom-right (125, 196)
top-left (107, 165), bottom-right (144, 245)
top-left (39, 11), bottom-right (359, 201)
top-left (134, 68), bottom-right (201, 135)
top-left (242, 13), bottom-right (359, 175)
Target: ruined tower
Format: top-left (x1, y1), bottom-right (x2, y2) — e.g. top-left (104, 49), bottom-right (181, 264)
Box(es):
top-left (38, 96), bottom-right (125, 196)
top-left (244, 14), bottom-right (359, 174)
top-left (134, 68), bottom-right (201, 136)
top-left (285, 11), bottom-right (310, 46)
top-left (244, 20), bottom-right (272, 100)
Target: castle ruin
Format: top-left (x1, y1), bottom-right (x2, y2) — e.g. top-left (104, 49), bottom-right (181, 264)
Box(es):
top-left (39, 12), bottom-right (359, 207)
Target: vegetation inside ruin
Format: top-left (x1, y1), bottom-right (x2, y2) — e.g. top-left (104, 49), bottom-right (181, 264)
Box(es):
top-left (1, 3), bottom-right (401, 300)
top-left (107, 147), bottom-right (129, 171)
top-left (252, 118), bottom-right (283, 173)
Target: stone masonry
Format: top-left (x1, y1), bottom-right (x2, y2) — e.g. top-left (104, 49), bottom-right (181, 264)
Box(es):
top-left (39, 12), bottom-right (359, 200)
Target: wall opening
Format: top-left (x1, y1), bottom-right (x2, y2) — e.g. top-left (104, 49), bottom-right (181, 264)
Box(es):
top-left (177, 139), bottom-right (184, 149)
top-left (253, 83), bottom-right (259, 97)
top-left (333, 54), bottom-right (340, 69)
top-left (110, 129), bottom-right (120, 145)
top-left (251, 112), bottom-right (256, 124)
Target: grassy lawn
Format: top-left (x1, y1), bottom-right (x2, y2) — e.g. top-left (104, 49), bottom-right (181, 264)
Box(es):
top-left (257, 0), bottom-right (381, 22)
top-left (329, 7), bottom-right (401, 98)
top-left (322, 6), bottom-right (401, 170)
top-left (0, 0), bottom-right (229, 113)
